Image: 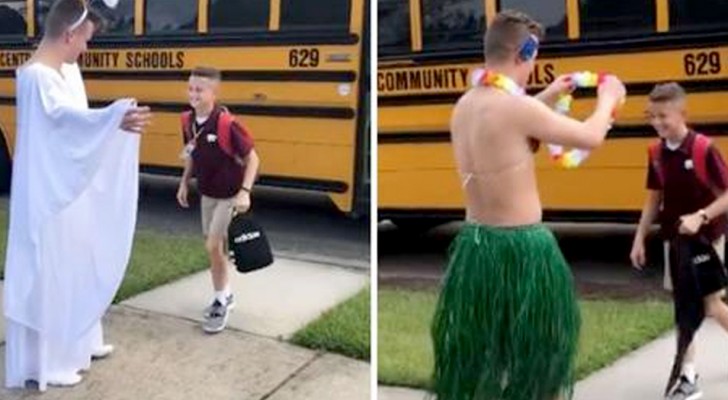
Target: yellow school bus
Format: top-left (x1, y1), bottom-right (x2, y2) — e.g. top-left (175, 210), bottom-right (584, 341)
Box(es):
top-left (378, 0), bottom-right (728, 227)
top-left (0, 0), bottom-right (371, 217)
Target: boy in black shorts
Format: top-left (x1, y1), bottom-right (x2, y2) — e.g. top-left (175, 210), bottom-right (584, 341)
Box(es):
top-left (631, 82), bottom-right (728, 400)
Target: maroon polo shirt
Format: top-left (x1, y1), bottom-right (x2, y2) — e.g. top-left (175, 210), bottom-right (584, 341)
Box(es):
top-left (183, 105), bottom-right (254, 199)
top-left (647, 131), bottom-right (728, 241)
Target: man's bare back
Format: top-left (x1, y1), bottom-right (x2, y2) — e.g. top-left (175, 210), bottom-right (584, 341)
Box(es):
top-left (452, 71), bottom-right (625, 227)
top-left (452, 86), bottom-right (543, 226)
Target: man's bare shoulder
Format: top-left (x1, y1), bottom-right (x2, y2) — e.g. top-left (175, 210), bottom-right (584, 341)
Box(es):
top-left (453, 88), bottom-right (501, 119)
top-left (453, 88), bottom-right (542, 127)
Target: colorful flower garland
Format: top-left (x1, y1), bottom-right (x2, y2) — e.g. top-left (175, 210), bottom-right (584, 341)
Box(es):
top-left (472, 68), bottom-right (609, 168)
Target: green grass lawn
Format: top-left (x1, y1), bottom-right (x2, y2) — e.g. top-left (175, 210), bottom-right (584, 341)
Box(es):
top-left (379, 288), bottom-right (673, 389)
top-left (112, 230), bottom-right (208, 302)
top-left (0, 206), bottom-right (372, 362)
top-left (292, 287), bottom-right (371, 361)
top-left (0, 207), bottom-right (209, 302)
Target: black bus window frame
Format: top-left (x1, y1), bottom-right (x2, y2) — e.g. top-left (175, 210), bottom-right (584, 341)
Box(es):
top-left (145, 0), bottom-right (198, 35)
top-left (669, 0), bottom-right (728, 34)
top-left (279, 0), bottom-right (352, 33)
top-left (90, 0), bottom-right (134, 37)
top-left (578, 0), bottom-right (656, 40)
top-left (35, 0), bottom-right (135, 38)
top-left (497, 0), bottom-right (567, 41)
top-left (0, 0), bottom-right (27, 37)
top-left (34, 0), bottom-right (53, 37)
top-left (378, 0), bottom-right (412, 56)
top-left (420, 0), bottom-right (486, 53)
top-left (208, 0), bottom-right (270, 34)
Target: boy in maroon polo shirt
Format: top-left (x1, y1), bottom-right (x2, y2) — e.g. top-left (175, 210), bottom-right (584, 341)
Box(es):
top-left (176, 66), bottom-right (261, 334)
top-left (631, 82), bottom-right (728, 399)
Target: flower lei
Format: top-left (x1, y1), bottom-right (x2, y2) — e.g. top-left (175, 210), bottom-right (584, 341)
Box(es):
top-left (472, 69), bottom-right (609, 168)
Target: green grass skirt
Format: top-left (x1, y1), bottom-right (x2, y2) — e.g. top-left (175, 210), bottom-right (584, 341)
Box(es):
top-left (431, 223), bottom-right (581, 400)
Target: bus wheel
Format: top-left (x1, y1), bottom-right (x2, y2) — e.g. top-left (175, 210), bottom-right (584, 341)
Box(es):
top-left (0, 130), bottom-right (11, 194)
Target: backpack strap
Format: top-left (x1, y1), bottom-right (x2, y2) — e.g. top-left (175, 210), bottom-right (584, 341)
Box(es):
top-left (648, 140), bottom-right (664, 187)
top-left (692, 133), bottom-right (719, 196)
top-left (181, 110), bottom-right (193, 143)
top-left (216, 109), bottom-right (244, 164)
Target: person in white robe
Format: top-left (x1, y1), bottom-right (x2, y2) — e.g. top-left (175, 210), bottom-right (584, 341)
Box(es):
top-left (3, 0), bottom-right (151, 390)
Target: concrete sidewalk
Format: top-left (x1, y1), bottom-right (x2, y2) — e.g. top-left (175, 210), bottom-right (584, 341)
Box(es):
top-left (575, 320), bottom-right (728, 400)
top-left (0, 256), bottom-right (371, 400)
top-left (0, 307), bottom-right (370, 400)
top-left (123, 256), bottom-right (369, 339)
top-left (379, 321), bottom-right (728, 400)
top-left (379, 386), bottom-right (428, 400)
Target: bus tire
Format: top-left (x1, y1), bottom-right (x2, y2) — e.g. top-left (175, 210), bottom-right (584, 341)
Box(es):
top-left (0, 129), bottom-right (11, 194)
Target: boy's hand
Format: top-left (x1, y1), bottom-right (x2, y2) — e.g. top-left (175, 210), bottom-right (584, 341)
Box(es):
top-left (679, 213), bottom-right (703, 236)
top-left (233, 190), bottom-right (251, 214)
top-left (630, 238), bottom-right (646, 270)
top-left (176, 184), bottom-right (189, 208)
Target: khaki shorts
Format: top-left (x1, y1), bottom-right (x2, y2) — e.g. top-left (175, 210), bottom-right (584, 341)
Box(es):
top-left (663, 235), bottom-right (725, 291)
top-left (201, 195), bottom-right (234, 238)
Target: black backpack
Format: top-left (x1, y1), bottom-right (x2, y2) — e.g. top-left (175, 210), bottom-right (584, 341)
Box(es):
top-left (665, 234), bottom-right (726, 395)
top-left (227, 213), bottom-right (273, 273)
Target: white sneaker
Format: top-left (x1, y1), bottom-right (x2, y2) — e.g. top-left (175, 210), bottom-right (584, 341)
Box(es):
top-left (47, 371), bottom-right (83, 387)
top-left (91, 344), bottom-right (114, 359)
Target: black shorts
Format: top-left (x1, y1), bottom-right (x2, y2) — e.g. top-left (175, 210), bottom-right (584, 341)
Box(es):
top-left (695, 259), bottom-right (728, 297)
top-left (670, 236), bottom-right (728, 298)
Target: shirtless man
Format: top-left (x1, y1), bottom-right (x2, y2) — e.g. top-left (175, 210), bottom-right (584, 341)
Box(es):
top-left (430, 10), bottom-right (626, 400)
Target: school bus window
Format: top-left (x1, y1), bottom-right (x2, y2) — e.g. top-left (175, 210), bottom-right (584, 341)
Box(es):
top-left (422, 0), bottom-right (485, 51)
top-left (0, 1), bottom-right (27, 36)
top-left (669, 0), bottom-right (728, 33)
top-left (145, 0), bottom-right (197, 35)
top-left (92, 0), bottom-right (134, 36)
top-left (279, 0), bottom-right (351, 32)
top-left (34, 0), bottom-right (53, 36)
top-left (579, 0), bottom-right (654, 39)
top-left (378, 0), bottom-right (410, 54)
top-left (499, 0), bottom-right (567, 40)
top-left (209, 0), bottom-right (269, 33)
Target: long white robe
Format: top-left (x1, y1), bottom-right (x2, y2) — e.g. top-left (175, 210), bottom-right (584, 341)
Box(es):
top-left (3, 62), bottom-right (139, 390)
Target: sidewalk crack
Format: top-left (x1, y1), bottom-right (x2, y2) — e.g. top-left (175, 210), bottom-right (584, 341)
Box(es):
top-left (259, 351), bottom-right (324, 400)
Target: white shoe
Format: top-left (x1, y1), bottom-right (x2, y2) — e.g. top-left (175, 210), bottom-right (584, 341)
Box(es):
top-left (47, 371), bottom-right (83, 387)
top-left (91, 344), bottom-right (114, 359)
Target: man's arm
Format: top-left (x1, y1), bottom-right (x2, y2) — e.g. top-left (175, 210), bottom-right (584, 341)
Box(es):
top-left (534, 75), bottom-right (574, 107)
top-left (512, 92), bottom-right (617, 149)
top-left (508, 74), bottom-right (625, 149)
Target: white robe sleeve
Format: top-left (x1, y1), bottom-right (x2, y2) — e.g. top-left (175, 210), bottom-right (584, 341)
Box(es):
top-left (32, 65), bottom-right (135, 217)
top-left (4, 63), bottom-right (139, 343)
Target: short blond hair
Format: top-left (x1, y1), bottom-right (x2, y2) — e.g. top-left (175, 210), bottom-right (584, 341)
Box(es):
top-left (45, 0), bottom-right (88, 38)
top-left (649, 82), bottom-right (686, 103)
top-left (191, 66), bottom-right (221, 82)
top-left (484, 10), bottom-right (543, 63)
